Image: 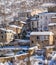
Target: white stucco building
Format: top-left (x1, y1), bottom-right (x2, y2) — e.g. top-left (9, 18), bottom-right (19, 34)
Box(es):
top-left (38, 12), bottom-right (56, 31)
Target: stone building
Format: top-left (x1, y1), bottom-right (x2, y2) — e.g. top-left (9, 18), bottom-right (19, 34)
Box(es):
top-left (6, 25), bottom-right (22, 34)
top-left (0, 28), bottom-right (15, 43)
top-left (30, 32), bottom-right (54, 49)
top-left (48, 16), bottom-right (56, 48)
top-left (48, 26), bottom-right (56, 49)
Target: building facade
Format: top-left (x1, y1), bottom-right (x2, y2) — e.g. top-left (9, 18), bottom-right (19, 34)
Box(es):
top-left (0, 28), bottom-right (15, 43)
top-left (30, 32), bottom-right (54, 49)
top-left (48, 18), bottom-right (56, 49)
top-left (6, 25), bottom-right (22, 34)
top-left (48, 6), bottom-right (56, 12)
top-left (30, 17), bottom-right (39, 31)
top-left (51, 17), bottom-right (56, 23)
top-left (38, 12), bottom-right (56, 31)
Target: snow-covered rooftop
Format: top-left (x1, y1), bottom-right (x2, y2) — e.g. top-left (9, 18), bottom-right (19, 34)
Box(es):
top-left (0, 46), bottom-right (29, 51)
top-left (48, 23), bottom-right (56, 26)
top-left (45, 46), bottom-right (55, 49)
top-left (15, 53), bottom-right (28, 57)
top-left (29, 46), bottom-right (38, 50)
top-left (9, 25), bottom-right (22, 29)
top-left (30, 32), bottom-right (54, 35)
top-left (4, 52), bottom-right (14, 56)
top-left (0, 46), bottom-right (21, 50)
top-left (15, 39), bottom-right (30, 43)
top-left (30, 55), bottom-right (44, 62)
top-left (41, 3), bottom-right (56, 8)
top-left (51, 16), bottom-right (56, 19)
top-left (30, 17), bottom-right (38, 21)
top-left (20, 21), bottom-right (26, 24)
top-left (38, 12), bottom-right (56, 15)
top-left (0, 53), bottom-right (29, 59)
top-left (0, 56), bottom-right (14, 59)
top-left (0, 28), bottom-right (16, 34)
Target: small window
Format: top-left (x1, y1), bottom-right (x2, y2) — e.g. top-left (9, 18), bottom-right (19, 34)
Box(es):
top-left (37, 15), bottom-right (39, 18)
top-left (15, 36), bottom-right (17, 39)
top-left (1, 36), bottom-right (3, 39)
top-left (31, 41), bottom-right (34, 43)
top-left (5, 31), bottom-right (6, 33)
top-left (37, 36), bottom-right (39, 39)
top-left (1, 31), bottom-right (3, 34)
top-left (44, 36), bottom-right (48, 40)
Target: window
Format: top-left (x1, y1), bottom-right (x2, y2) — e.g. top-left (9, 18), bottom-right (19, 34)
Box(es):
top-left (1, 36), bottom-right (3, 39)
top-left (31, 41), bottom-right (34, 43)
top-left (37, 36), bottom-right (39, 40)
top-left (1, 31), bottom-right (3, 34)
top-left (15, 35), bottom-right (17, 39)
top-left (5, 31), bottom-right (6, 33)
top-left (40, 36), bottom-right (44, 41)
top-left (37, 15), bottom-right (39, 18)
top-left (44, 36), bottom-right (48, 40)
